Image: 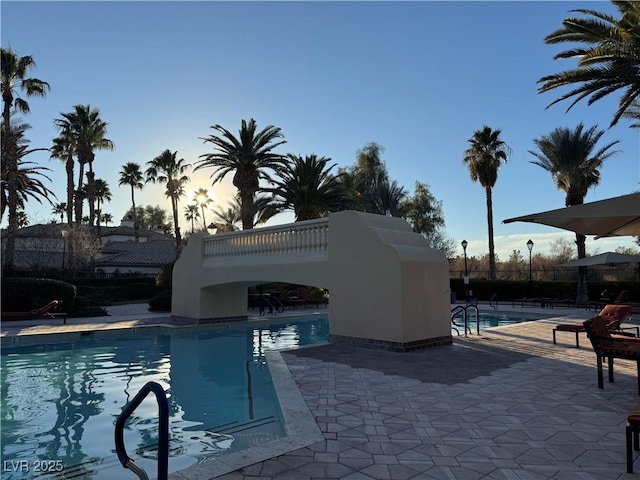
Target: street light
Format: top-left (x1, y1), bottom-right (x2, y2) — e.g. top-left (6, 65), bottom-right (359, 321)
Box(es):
top-left (461, 239), bottom-right (469, 301)
top-left (527, 239), bottom-right (534, 282)
top-left (461, 240), bottom-right (468, 278)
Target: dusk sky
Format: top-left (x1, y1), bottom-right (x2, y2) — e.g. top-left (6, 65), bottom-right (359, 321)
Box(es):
top-left (2, 1), bottom-right (638, 259)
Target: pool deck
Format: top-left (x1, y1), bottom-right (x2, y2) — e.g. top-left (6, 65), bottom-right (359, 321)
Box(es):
top-left (3, 304), bottom-right (640, 479)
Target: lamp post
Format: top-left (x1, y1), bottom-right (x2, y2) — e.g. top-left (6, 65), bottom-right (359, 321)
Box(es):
top-left (527, 239), bottom-right (534, 282)
top-left (461, 240), bottom-right (469, 301)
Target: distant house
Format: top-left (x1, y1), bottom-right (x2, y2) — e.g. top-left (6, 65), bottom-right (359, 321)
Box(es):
top-left (1, 216), bottom-right (178, 275)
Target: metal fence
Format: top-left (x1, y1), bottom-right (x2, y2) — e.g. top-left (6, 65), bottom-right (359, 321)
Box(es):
top-left (451, 267), bottom-right (640, 282)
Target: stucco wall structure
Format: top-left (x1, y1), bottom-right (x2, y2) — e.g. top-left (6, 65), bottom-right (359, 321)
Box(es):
top-left (172, 210), bottom-right (452, 351)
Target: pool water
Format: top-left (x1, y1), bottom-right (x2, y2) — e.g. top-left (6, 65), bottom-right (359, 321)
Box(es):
top-left (0, 315), bottom-right (329, 480)
top-left (451, 311), bottom-right (546, 333)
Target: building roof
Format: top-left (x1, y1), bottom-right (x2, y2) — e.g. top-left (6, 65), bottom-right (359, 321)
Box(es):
top-left (96, 239), bottom-right (178, 267)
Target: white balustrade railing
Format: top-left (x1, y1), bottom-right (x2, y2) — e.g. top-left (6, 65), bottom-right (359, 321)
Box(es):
top-left (202, 218), bottom-right (329, 264)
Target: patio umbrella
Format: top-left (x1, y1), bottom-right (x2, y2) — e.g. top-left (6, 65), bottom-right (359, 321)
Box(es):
top-left (558, 252), bottom-right (640, 267)
top-left (503, 192), bottom-right (640, 238)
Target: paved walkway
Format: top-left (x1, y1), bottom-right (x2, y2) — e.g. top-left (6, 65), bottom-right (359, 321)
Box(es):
top-left (215, 310), bottom-right (640, 480)
top-left (3, 305), bottom-right (639, 479)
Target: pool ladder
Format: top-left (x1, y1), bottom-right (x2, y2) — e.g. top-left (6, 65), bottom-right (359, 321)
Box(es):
top-left (115, 381), bottom-right (169, 480)
top-left (451, 303), bottom-right (480, 337)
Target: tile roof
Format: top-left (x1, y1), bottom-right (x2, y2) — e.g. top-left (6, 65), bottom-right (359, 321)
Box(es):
top-left (95, 239), bottom-right (178, 267)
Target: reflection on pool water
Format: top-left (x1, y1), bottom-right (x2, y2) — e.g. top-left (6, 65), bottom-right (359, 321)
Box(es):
top-left (0, 315), bottom-right (329, 480)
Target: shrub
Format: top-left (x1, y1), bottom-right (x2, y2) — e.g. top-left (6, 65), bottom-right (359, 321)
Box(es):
top-left (149, 290), bottom-right (171, 311)
top-left (1, 277), bottom-right (76, 313)
top-left (156, 262), bottom-right (174, 289)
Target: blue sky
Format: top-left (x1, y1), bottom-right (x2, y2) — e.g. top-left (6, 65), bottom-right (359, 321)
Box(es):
top-left (2, 1), bottom-right (638, 259)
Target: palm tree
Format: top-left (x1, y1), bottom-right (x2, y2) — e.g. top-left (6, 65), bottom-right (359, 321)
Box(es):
top-left (1, 48), bottom-right (50, 133)
top-left (266, 154), bottom-right (348, 221)
top-left (529, 123), bottom-right (620, 304)
top-left (463, 126), bottom-right (511, 281)
top-left (193, 188), bottom-right (213, 230)
top-left (211, 202), bottom-right (241, 233)
top-left (94, 178), bottom-right (111, 231)
top-left (145, 149), bottom-right (191, 246)
top-left (52, 202), bottom-right (67, 223)
top-left (100, 212), bottom-right (113, 226)
top-left (118, 162), bottom-right (144, 242)
top-left (621, 99), bottom-right (640, 128)
top-left (251, 193), bottom-right (281, 226)
top-left (183, 203), bottom-right (200, 233)
top-left (539, 1), bottom-right (640, 127)
top-left (195, 118), bottom-right (286, 230)
top-left (50, 129), bottom-right (76, 228)
top-left (0, 125), bottom-right (55, 221)
top-left (54, 105), bottom-right (114, 226)
top-left (1, 48), bottom-right (49, 272)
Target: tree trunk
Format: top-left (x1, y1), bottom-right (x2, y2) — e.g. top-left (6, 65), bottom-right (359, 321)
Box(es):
top-left (65, 155), bottom-right (74, 226)
top-left (131, 187), bottom-right (139, 243)
top-left (239, 188), bottom-right (255, 230)
top-left (485, 186), bottom-right (496, 281)
top-left (172, 195), bottom-right (181, 246)
top-left (75, 162), bottom-right (85, 225)
top-left (86, 169), bottom-right (96, 228)
top-left (575, 233), bottom-right (589, 306)
top-left (2, 124), bottom-right (19, 273)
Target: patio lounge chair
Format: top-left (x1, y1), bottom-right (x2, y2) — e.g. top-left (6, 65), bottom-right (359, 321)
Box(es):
top-left (1, 300), bottom-right (66, 324)
top-left (583, 315), bottom-right (640, 394)
top-left (552, 304), bottom-right (634, 348)
top-left (512, 297), bottom-right (538, 307)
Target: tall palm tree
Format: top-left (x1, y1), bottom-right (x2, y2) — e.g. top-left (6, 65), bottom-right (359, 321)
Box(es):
top-left (266, 154), bottom-right (349, 221)
top-left (1, 48), bottom-right (49, 133)
top-left (1, 48), bottom-right (49, 272)
top-left (193, 188), bottom-right (212, 230)
top-left (94, 178), bottom-right (111, 231)
top-left (195, 118), bottom-right (286, 230)
top-left (183, 203), bottom-right (200, 233)
top-left (463, 126), bottom-right (511, 281)
top-left (52, 202), bottom-right (67, 223)
top-left (529, 123), bottom-right (620, 304)
top-left (54, 105), bottom-right (114, 226)
top-left (118, 162), bottom-right (144, 242)
top-left (539, 1), bottom-right (640, 127)
top-left (145, 149), bottom-right (191, 246)
top-left (50, 129), bottom-right (76, 228)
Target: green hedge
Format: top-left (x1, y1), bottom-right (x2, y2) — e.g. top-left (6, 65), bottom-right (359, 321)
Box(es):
top-left (450, 278), bottom-right (640, 303)
top-left (149, 290), bottom-right (171, 311)
top-left (1, 277), bottom-right (76, 313)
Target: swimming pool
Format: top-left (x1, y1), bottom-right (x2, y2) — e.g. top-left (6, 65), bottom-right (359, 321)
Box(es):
top-left (451, 310), bottom-right (548, 334)
top-left (0, 314), bottom-right (329, 480)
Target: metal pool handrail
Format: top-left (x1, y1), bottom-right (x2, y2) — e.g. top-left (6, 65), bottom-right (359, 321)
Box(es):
top-left (115, 381), bottom-right (169, 480)
top-left (451, 303), bottom-right (480, 337)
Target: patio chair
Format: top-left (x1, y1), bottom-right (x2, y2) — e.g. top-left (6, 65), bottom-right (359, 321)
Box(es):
top-left (552, 304), bottom-right (634, 348)
top-left (512, 297), bottom-right (538, 307)
top-left (583, 315), bottom-right (640, 394)
top-left (1, 300), bottom-right (66, 323)
top-left (298, 287), bottom-right (328, 308)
